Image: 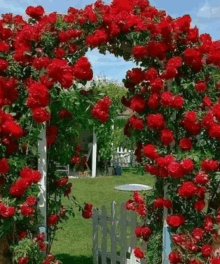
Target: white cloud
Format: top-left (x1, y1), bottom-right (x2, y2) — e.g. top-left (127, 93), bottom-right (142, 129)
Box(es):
top-left (197, 1), bottom-right (220, 18)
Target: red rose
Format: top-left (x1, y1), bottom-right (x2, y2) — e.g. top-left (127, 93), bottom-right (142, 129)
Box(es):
top-left (148, 93), bottom-right (159, 109)
top-left (32, 107), bottom-right (51, 123)
top-left (168, 161), bottom-right (184, 178)
top-left (2, 120), bottom-right (24, 139)
top-left (25, 5), bottom-right (44, 19)
top-left (184, 48), bottom-right (203, 71)
top-left (54, 47), bottom-right (66, 59)
top-left (55, 177), bottom-right (68, 187)
top-left (25, 196), bottom-right (37, 206)
top-left (194, 172), bottom-right (210, 185)
top-left (20, 204), bottom-right (35, 217)
top-left (167, 214), bottom-right (185, 228)
top-left (134, 247), bottom-right (145, 259)
top-left (156, 155), bottom-right (174, 168)
top-left (194, 199), bottom-right (205, 212)
top-left (195, 81), bottom-right (207, 93)
top-left (82, 203), bottom-right (93, 219)
top-left (172, 234), bottom-right (185, 245)
top-left (147, 113), bottom-right (165, 129)
top-left (184, 111), bottom-right (197, 123)
top-left (0, 203), bottom-right (16, 218)
top-left (127, 68), bottom-right (145, 84)
top-left (192, 228), bottom-right (204, 241)
top-left (211, 258), bottom-right (220, 264)
top-left (150, 78), bottom-right (164, 92)
top-left (179, 138), bottom-right (192, 151)
top-left (167, 56), bottom-right (183, 69)
top-left (209, 124), bottom-right (220, 138)
top-left (160, 129), bottom-right (174, 145)
top-left (125, 200), bottom-right (135, 211)
top-left (168, 251), bottom-right (182, 263)
top-left (141, 226), bottom-right (152, 239)
top-left (203, 96), bottom-right (212, 108)
top-left (143, 144), bottom-right (158, 160)
top-left (82, 210), bottom-right (93, 219)
top-left (201, 244), bottom-right (212, 257)
top-left (187, 27), bottom-right (199, 43)
top-left (132, 46), bottom-right (147, 59)
top-left (59, 109), bottom-right (72, 118)
top-left (135, 226), bottom-right (142, 237)
top-left (178, 181), bottom-right (197, 198)
top-left (181, 158), bottom-right (194, 174)
top-left (161, 91), bottom-right (173, 107)
top-left (48, 214), bottom-right (59, 226)
top-left (212, 104), bottom-right (220, 120)
top-left (144, 164), bottom-right (158, 176)
top-left (146, 41), bottom-right (167, 60)
top-left (163, 199), bottom-right (173, 209)
top-left (203, 215), bottom-right (214, 232)
top-left (0, 41), bottom-right (10, 53)
top-left (201, 159), bottom-right (219, 172)
top-left (0, 59), bottom-right (8, 71)
top-left (9, 178), bottom-right (30, 197)
top-left (153, 197), bottom-right (164, 208)
top-left (0, 158), bottom-right (9, 175)
top-left (171, 95), bottom-right (184, 109)
top-left (33, 57), bottom-right (51, 70)
top-left (86, 29), bottom-right (108, 47)
top-left (162, 66), bottom-right (178, 80)
top-left (47, 125), bottom-right (58, 148)
top-left (129, 116), bottom-right (144, 130)
top-left (17, 256), bottom-right (29, 264)
top-left (133, 191), bottom-right (144, 204)
top-left (145, 67), bottom-right (158, 81)
top-left (18, 230), bottom-right (28, 240)
top-left (130, 94), bottom-right (145, 113)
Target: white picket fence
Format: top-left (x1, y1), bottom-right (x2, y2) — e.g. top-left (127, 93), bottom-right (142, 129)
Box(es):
top-left (93, 201), bottom-right (146, 264)
top-left (111, 148), bottom-right (135, 168)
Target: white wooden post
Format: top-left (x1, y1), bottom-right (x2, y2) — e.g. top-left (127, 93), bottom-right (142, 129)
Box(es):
top-left (92, 128), bottom-right (97, 178)
top-left (38, 125), bottom-right (47, 242)
top-left (162, 185), bottom-right (171, 264)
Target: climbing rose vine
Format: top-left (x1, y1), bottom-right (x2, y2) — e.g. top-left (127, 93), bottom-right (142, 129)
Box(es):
top-left (1, 0), bottom-right (220, 263)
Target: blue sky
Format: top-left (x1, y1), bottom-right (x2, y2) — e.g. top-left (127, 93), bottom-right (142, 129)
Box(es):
top-left (1, 0), bottom-right (220, 81)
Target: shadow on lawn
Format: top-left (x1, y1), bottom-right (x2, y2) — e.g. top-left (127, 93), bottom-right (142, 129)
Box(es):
top-left (56, 254), bottom-right (93, 264)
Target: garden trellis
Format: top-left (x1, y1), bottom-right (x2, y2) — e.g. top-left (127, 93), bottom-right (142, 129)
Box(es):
top-left (1, 0), bottom-right (220, 263)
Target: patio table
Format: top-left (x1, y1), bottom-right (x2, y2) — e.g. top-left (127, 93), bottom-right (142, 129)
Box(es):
top-left (114, 183), bottom-right (153, 191)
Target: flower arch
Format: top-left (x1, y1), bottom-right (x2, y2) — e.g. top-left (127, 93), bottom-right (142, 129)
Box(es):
top-left (1, 0), bottom-right (220, 263)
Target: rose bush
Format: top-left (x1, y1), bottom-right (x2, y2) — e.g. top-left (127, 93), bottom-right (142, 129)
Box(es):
top-left (1, 0), bottom-right (220, 263)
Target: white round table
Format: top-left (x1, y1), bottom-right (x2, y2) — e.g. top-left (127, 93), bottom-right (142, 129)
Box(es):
top-left (114, 184), bottom-right (153, 191)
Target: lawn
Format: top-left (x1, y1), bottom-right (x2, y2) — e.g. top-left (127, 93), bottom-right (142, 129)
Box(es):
top-left (51, 168), bottom-right (154, 264)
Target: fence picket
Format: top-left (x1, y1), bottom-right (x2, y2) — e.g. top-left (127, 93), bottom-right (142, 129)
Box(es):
top-left (93, 209), bottom-right (99, 264)
top-left (111, 201), bottom-right (117, 264)
top-left (120, 203), bottom-right (127, 263)
top-left (101, 205), bottom-right (107, 264)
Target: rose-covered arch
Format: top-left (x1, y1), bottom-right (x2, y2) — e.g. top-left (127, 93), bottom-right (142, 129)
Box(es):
top-left (1, 0), bottom-right (220, 263)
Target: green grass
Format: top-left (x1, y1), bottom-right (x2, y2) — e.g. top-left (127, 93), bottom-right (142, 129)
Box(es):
top-left (51, 168), bottom-right (154, 264)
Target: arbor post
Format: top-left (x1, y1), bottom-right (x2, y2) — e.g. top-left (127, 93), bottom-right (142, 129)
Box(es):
top-left (38, 124), bottom-right (47, 243)
top-left (162, 185), bottom-right (171, 263)
top-left (92, 128), bottom-right (97, 178)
